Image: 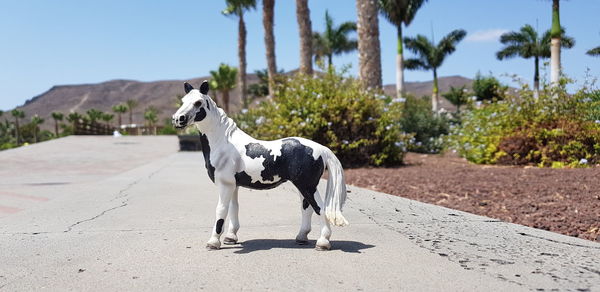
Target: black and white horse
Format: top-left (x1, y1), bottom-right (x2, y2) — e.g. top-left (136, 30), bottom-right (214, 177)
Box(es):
top-left (172, 81), bottom-right (348, 251)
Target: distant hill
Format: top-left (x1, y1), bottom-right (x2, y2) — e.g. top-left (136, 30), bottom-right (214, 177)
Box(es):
top-left (10, 74), bottom-right (473, 131)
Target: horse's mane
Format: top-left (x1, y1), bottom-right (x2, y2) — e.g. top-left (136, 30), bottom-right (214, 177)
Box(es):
top-left (207, 95), bottom-right (239, 138)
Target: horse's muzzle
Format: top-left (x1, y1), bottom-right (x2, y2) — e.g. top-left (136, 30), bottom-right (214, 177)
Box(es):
top-left (173, 115), bottom-right (188, 129)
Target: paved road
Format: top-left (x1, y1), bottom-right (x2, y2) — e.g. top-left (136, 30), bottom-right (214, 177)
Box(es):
top-left (0, 136), bottom-right (598, 291)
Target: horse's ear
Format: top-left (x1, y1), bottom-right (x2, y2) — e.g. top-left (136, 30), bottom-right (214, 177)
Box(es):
top-left (200, 80), bottom-right (209, 95)
top-left (184, 82), bottom-right (194, 94)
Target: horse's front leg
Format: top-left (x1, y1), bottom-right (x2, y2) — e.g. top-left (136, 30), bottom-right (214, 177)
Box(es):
top-left (206, 182), bottom-right (236, 250)
top-left (223, 187), bottom-right (240, 245)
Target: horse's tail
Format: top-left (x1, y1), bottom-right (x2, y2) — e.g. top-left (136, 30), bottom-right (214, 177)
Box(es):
top-left (322, 148), bottom-right (349, 227)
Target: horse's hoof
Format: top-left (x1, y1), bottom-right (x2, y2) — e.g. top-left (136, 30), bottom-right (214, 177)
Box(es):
top-left (315, 244), bottom-right (330, 251)
top-left (223, 237), bottom-right (238, 245)
top-left (206, 243), bottom-right (220, 250)
top-left (295, 239), bottom-right (309, 245)
top-left (206, 239), bottom-right (221, 250)
top-left (316, 238), bottom-right (331, 251)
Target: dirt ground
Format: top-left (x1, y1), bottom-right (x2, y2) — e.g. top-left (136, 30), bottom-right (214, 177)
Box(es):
top-left (343, 152), bottom-right (600, 242)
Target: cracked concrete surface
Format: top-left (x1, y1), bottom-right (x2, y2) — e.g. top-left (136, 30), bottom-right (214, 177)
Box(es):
top-left (0, 136), bottom-right (598, 291)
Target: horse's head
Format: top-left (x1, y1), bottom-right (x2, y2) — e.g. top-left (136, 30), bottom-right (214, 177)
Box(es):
top-left (172, 80), bottom-right (213, 129)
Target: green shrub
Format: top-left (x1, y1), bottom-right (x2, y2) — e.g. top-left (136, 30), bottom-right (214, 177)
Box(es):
top-left (450, 81), bottom-right (600, 167)
top-left (159, 118), bottom-right (178, 135)
top-left (234, 67), bottom-right (412, 166)
top-left (472, 72), bottom-right (508, 101)
top-left (400, 95), bottom-right (449, 153)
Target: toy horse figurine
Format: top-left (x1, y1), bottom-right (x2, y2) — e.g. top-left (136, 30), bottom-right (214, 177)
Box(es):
top-left (172, 81), bottom-right (348, 251)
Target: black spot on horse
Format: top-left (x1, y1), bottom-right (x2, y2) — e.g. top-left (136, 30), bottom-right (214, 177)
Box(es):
top-left (302, 199), bottom-right (310, 210)
top-left (199, 134), bottom-right (215, 182)
top-left (215, 219), bottom-right (224, 234)
top-left (235, 138), bottom-right (324, 214)
top-left (194, 108), bottom-right (207, 122)
top-left (234, 171), bottom-right (285, 190)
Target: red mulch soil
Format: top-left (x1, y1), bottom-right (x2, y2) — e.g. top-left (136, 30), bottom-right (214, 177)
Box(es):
top-left (344, 152), bottom-right (600, 242)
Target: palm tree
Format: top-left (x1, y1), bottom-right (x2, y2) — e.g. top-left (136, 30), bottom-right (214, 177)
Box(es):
top-left (125, 99), bottom-right (138, 125)
top-left (51, 112), bottom-right (64, 137)
top-left (442, 85), bottom-right (470, 114)
top-left (210, 63), bottom-right (238, 113)
top-left (379, 0), bottom-right (428, 98)
top-left (404, 29), bottom-right (467, 112)
top-left (296, 0), bottom-right (313, 75)
top-left (312, 10), bottom-right (357, 67)
top-left (262, 0), bottom-right (277, 98)
top-left (144, 106), bottom-right (160, 135)
top-left (112, 104), bottom-right (127, 127)
top-left (30, 115), bottom-right (44, 143)
top-left (496, 24), bottom-right (574, 98)
top-left (587, 46), bottom-right (600, 56)
top-left (66, 112), bottom-right (83, 124)
top-left (550, 0), bottom-right (561, 85)
top-left (223, 0), bottom-right (256, 108)
top-left (101, 113), bottom-right (114, 127)
top-left (11, 109), bottom-right (25, 144)
top-left (86, 109), bottom-right (104, 124)
top-left (356, 0), bottom-right (383, 89)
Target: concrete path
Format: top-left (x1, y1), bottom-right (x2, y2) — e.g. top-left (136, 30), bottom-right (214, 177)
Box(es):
top-left (0, 136), bottom-right (598, 291)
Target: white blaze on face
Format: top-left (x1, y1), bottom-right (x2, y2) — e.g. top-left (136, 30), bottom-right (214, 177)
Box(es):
top-left (175, 90), bottom-right (202, 118)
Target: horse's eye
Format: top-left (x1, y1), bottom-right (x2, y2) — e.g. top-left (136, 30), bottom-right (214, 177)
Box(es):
top-left (194, 101), bottom-right (202, 107)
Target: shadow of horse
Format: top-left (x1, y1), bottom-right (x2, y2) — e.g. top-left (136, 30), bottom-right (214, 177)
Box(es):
top-left (228, 239), bottom-right (375, 254)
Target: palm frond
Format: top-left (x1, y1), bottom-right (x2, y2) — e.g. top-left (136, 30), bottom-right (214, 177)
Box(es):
top-left (222, 0), bottom-right (256, 16)
top-left (404, 58), bottom-right (429, 70)
top-left (587, 46), bottom-right (600, 56)
top-left (437, 29), bottom-right (466, 56)
top-left (404, 34), bottom-right (434, 57)
top-left (404, 0), bottom-right (427, 25)
top-left (379, 0), bottom-right (428, 27)
top-left (496, 45), bottom-right (522, 60)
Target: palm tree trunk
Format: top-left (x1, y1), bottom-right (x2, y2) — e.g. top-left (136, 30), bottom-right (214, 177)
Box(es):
top-left (550, 0), bottom-right (561, 85)
top-left (238, 13), bottom-right (248, 108)
top-left (54, 119), bottom-right (59, 137)
top-left (356, 0), bottom-right (382, 89)
top-left (129, 109), bottom-right (133, 125)
top-left (534, 56), bottom-right (540, 100)
top-left (34, 127), bottom-right (38, 143)
top-left (432, 68), bottom-right (439, 112)
top-left (396, 25), bottom-right (405, 98)
top-left (263, 0), bottom-right (277, 99)
top-left (117, 113), bottom-right (122, 127)
top-left (296, 0), bottom-right (313, 75)
top-left (14, 118), bottom-right (20, 144)
top-left (327, 54), bottom-right (333, 67)
top-left (222, 90), bottom-right (230, 113)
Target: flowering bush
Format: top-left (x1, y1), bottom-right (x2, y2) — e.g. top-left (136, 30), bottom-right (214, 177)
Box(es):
top-left (450, 81), bottom-right (600, 167)
top-left (399, 95), bottom-right (449, 153)
top-left (234, 67), bottom-right (412, 166)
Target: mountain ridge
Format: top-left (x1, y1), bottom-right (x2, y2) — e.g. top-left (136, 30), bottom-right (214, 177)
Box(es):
top-left (10, 74), bottom-right (472, 131)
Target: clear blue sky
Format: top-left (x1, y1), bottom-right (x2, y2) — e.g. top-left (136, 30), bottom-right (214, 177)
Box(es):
top-left (1, 0), bottom-right (599, 111)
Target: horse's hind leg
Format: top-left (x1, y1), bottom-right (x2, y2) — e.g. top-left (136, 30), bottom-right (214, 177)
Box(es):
top-left (223, 187), bottom-right (239, 245)
top-left (295, 199), bottom-right (313, 245)
top-left (312, 190), bottom-right (332, 251)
